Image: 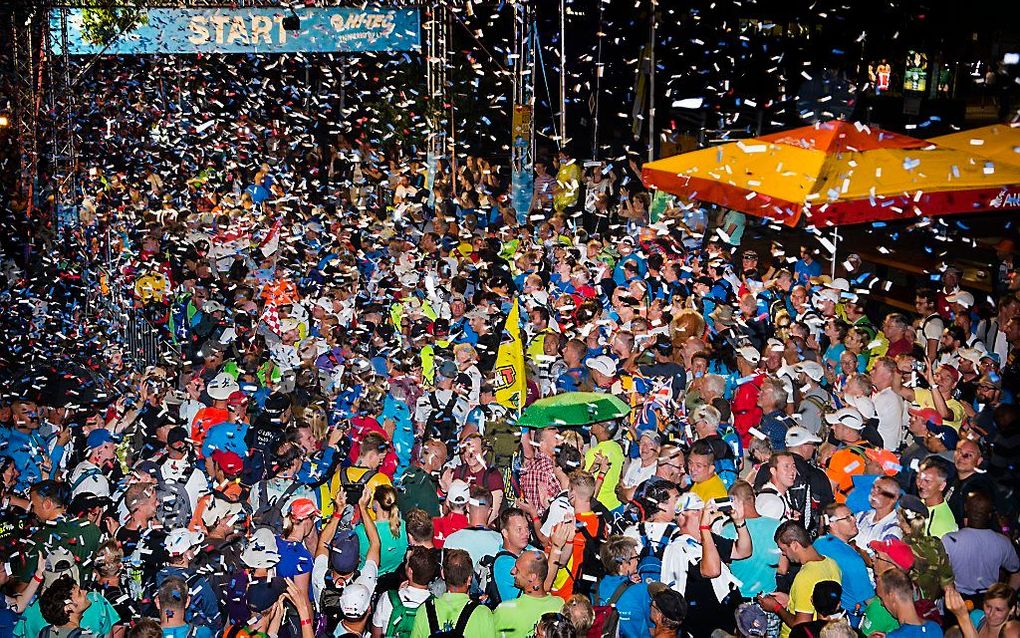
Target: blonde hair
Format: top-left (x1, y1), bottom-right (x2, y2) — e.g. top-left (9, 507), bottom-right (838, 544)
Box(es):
top-left (373, 484), bottom-right (402, 539)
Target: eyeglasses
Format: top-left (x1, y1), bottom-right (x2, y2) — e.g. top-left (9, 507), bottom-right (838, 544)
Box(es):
top-left (827, 515), bottom-right (853, 524)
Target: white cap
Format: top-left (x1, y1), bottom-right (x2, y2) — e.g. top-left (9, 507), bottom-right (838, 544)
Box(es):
top-left (755, 492), bottom-right (787, 520)
top-left (843, 394), bottom-right (877, 420)
top-left (814, 289), bottom-right (840, 305)
top-left (165, 529), bottom-right (205, 555)
top-left (736, 346), bottom-right (761, 365)
top-left (829, 278), bottom-right (850, 292)
top-left (586, 355), bottom-right (618, 377)
top-left (958, 347), bottom-right (984, 366)
top-left (206, 372), bottom-right (240, 401)
top-left (340, 583), bottom-right (372, 617)
top-left (447, 479), bottom-right (470, 506)
top-left (316, 297), bottom-right (334, 313)
top-left (279, 317), bottom-right (301, 334)
top-left (241, 527), bottom-right (281, 569)
top-left (946, 290), bottom-right (975, 309)
top-left (785, 426), bottom-right (823, 448)
top-left (796, 360), bottom-right (826, 381)
top-left (824, 407), bottom-right (865, 430)
top-left (675, 492), bottom-right (705, 513)
top-left (201, 497), bottom-right (242, 528)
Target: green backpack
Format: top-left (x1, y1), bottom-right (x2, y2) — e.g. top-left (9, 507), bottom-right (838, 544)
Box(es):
top-left (385, 589), bottom-right (429, 638)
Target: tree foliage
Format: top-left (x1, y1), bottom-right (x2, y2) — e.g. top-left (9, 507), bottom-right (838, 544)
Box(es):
top-left (79, 1), bottom-right (147, 47)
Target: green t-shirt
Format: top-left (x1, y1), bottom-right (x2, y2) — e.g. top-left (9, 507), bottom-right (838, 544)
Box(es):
top-left (860, 597), bottom-right (899, 635)
top-left (410, 592), bottom-right (495, 638)
top-left (356, 519), bottom-right (408, 576)
top-left (16, 591), bottom-right (119, 638)
top-left (493, 594), bottom-right (565, 638)
top-left (18, 516), bottom-right (102, 582)
top-left (584, 439), bottom-right (626, 511)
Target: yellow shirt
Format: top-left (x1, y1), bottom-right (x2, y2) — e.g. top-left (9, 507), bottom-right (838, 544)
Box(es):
top-left (691, 474), bottom-right (729, 503)
top-left (913, 388), bottom-right (965, 430)
top-left (781, 557), bottom-right (842, 638)
top-left (584, 439), bottom-right (625, 511)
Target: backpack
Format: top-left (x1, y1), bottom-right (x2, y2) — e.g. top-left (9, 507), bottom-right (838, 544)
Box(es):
top-left (636, 522), bottom-right (678, 582)
top-left (40, 628), bottom-right (83, 638)
top-left (339, 468), bottom-right (378, 506)
top-left (385, 589), bottom-right (427, 638)
top-left (425, 393), bottom-right (459, 443)
top-left (590, 580), bottom-right (634, 638)
top-left (252, 480), bottom-right (302, 534)
top-left (573, 512), bottom-right (608, 597)
top-left (487, 416), bottom-right (519, 471)
top-left (425, 597), bottom-right (479, 638)
top-left (477, 549), bottom-right (515, 608)
top-left (70, 466), bottom-right (102, 493)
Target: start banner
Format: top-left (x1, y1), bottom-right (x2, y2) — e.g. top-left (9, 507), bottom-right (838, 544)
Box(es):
top-left (51, 7), bottom-right (420, 55)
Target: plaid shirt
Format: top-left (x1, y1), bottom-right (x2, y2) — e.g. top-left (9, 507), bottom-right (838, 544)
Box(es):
top-left (521, 452), bottom-right (559, 515)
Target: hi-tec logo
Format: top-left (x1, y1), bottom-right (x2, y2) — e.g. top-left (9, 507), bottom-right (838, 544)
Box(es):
top-left (990, 188), bottom-right (1020, 209)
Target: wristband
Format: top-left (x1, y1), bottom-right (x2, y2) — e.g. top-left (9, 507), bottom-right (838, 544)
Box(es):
top-left (532, 516), bottom-right (541, 524)
top-left (597, 473), bottom-right (607, 481)
top-left (33, 574), bottom-right (44, 583)
top-left (699, 525), bottom-right (711, 531)
top-left (734, 521), bottom-right (747, 529)
top-left (300, 618), bottom-right (313, 627)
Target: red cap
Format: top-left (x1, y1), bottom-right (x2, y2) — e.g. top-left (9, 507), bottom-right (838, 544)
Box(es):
top-left (288, 497), bottom-right (320, 520)
top-left (908, 406), bottom-right (943, 426)
top-left (869, 539), bottom-right (915, 570)
top-left (227, 391), bottom-right (249, 408)
top-left (940, 365), bottom-right (960, 384)
top-left (211, 450), bottom-right (244, 476)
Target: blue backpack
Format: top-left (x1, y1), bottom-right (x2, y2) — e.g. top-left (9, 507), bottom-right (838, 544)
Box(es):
top-left (637, 522), bottom-right (679, 581)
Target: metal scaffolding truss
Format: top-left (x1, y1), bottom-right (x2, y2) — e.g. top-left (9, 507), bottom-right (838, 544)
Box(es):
top-left (8, 5), bottom-right (46, 217)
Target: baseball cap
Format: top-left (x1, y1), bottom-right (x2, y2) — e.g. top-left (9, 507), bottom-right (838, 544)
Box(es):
top-left (926, 421), bottom-right (960, 450)
top-left (755, 492), bottom-right (787, 520)
top-left (86, 428), bottom-right (118, 449)
top-left (227, 390), bottom-right (249, 408)
top-left (796, 360), bottom-right (825, 381)
top-left (639, 429), bottom-right (663, 445)
top-left (211, 450), bottom-right (244, 476)
top-left (897, 494), bottom-right (929, 521)
top-left (735, 602), bottom-right (770, 638)
top-left (437, 360), bottom-right (459, 380)
top-left (978, 373), bottom-right (1002, 390)
top-left (958, 348), bottom-right (984, 366)
top-left (909, 405), bottom-right (943, 426)
top-left (279, 317), bottom-right (301, 334)
top-left (241, 527), bottom-right (281, 569)
top-left (946, 290), bottom-right (975, 308)
top-left (207, 372), bottom-right (240, 401)
top-left (166, 426), bottom-right (189, 448)
top-left (736, 346), bottom-right (761, 365)
top-left (865, 448), bottom-right (902, 476)
top-left (814, 288), bottom-right (840, 305)
top-left (447, 480), bottom-right (470, 506)
top-left (939, 364), bottom-right (961, 384)
top-left (785, 426), bottom-right (822, 448)
top-left (652, 588), bottom-right (688, 626)
top-left (586, 355), bottom-right (618, 377)
top-left (288, 497), bottom-right (320, 520)
top-left (675, 492), bottom-right (704, 513)
top-left (165, 529), bottom-right (205, 556)
top-left (869, 539), bottom-right (915, 570)
top-left (246, 577), bottom-right (287, 613)
top-left (328, 528), bottom-right (361, 574)
top-left (844, 394), bottom-right (877, 420)
top-left (825, 407), bottom-right (865, 430)
top-left (340, 583), bottom-right (372, 617)
top-left (42, 547), bottom-right (80, 590)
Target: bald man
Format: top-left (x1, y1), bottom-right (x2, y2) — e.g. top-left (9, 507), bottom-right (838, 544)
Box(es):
top-left (492, 550), bottom-right (565, 638)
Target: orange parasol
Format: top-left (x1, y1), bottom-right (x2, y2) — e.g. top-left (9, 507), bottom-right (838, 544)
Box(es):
top-left (642, 120), bottom-right (1020, 227)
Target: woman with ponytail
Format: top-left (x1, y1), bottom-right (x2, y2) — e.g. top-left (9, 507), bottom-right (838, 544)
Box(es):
top-left (354, 484), bottom-right (407, 576)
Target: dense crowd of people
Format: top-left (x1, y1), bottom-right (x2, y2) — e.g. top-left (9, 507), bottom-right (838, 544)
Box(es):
top-left (1, 54), bottom-right (1019, 638)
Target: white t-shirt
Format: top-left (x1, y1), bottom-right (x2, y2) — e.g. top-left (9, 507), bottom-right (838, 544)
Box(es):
top-left (621, 459), bottom-right (657, 488)
top-left (312, 556), bottom-right (379, 611)
top-left (372, 585), bottom-right (432, 631)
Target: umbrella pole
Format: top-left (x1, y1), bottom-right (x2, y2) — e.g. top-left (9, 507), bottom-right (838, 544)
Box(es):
top-left (831, 228), bottom-right (839, 279)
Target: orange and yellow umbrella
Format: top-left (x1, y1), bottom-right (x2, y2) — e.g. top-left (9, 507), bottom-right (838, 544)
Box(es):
top-left (930, 124), bottom-right (1020, 168)
top-left (642, 120), bottom-right (1020, 227)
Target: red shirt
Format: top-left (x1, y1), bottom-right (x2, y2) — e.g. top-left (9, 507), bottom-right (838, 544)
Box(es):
top-left (348, 416), bottom-right (397, 478)
top-left (886, 337), bottom-right (914, 358)
top-left (191, 406), bottom-right (229, 452)
top-left (432, 512), bottom-right (469, 547)
top-left (732, 372), bottom-right (765, 446)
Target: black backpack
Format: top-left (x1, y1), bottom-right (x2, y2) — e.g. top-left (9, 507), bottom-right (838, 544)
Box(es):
top-left (340, 468), bottom-right (379, 506)
top-left (573, 509), bottom-right (609, 597)
top-left (252, 480), bottom-right (302, 534)
top-left (478, 549), bottom-right (515, 608)
top-left (425, 597), bottom-right (480, 638)
top-left (426, 393), bottom-right (459, 443)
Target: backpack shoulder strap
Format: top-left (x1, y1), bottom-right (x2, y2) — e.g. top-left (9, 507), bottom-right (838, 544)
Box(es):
top-left (258, 479), bottom-right (269, 506)
top-left (453, 600), bottom-right (480, 636)
top-left (607, 580), bottom-right (633, 605)
top-left (357, 470), bottom-right (377, 487)
top-left (70, 467), bottom-right (101, 492)
top-left (425, 598), bottom-right (441, 634)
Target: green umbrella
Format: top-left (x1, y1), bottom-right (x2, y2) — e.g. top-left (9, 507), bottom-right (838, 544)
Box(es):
top-left (516, 392), bottom-right (631, 429)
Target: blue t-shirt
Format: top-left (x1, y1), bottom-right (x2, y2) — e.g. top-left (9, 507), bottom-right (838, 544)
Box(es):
top-left (596, 575), bottom-right (651, 638)
top-left (845, 474), bottom-right (880, 515)
top-left (722, 517), bottom-right (782, 597)
top-left (814, 534), bottom-right (875, 611)
top-left (163, 624), bottom-right (214, 638)
top-left (200, 421), bottom-right (248, 459)
top-left (493, 550), bottom-right (522, 603)
top-left (274, 537), bottom-right (314, 580)
top-left (887, 621), bottom-right (944, 638)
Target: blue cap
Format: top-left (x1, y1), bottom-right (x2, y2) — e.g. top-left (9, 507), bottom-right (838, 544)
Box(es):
top-left (86, 429), bottom-right (118, 449)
